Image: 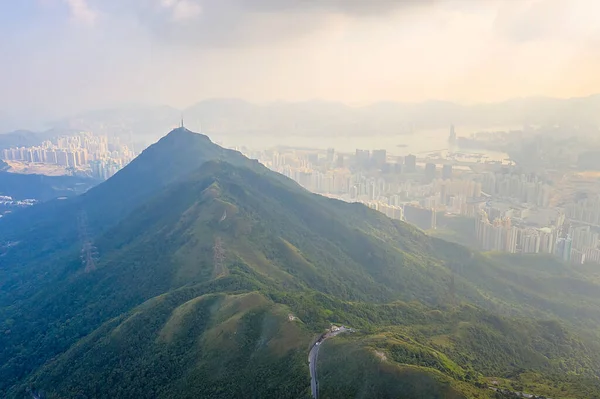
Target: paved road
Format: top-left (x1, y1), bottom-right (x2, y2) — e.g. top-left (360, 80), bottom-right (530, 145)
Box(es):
top-left (308, 327), bottom-right (353, 399)
top-left (308, 341), bottom-right (321, 398)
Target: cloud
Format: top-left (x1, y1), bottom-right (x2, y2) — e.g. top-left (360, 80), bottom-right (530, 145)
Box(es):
top-left (64, 0), bottom-right (98, 25)
top-left (232, 0), bottom-right (435, 15)
top-left (72, 0), bottom-right (435, 47)
top-left (161, 0), bottom-right (203, 21)
top-left (3, 0), bottom-right (600, 125)
top-left (493, 0), bottom-right (600, 43)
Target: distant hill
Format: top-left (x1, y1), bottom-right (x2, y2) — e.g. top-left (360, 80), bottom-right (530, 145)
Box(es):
top-left (0, 128), bottom-right (87, 150)
top-left (52, 104), bottom-right (182, 142)
top-left (183, 95), bottom-right (600, 134)
top-left (2, 129), bottom-right (600, 398)
top-left (49, 95), bottom-right (600, 141)
top-left (0, 129), bottom-right (53, 150)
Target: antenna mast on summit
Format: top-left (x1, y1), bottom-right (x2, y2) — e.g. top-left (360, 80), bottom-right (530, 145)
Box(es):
top-left (180, 114), bottom-right (185, 129)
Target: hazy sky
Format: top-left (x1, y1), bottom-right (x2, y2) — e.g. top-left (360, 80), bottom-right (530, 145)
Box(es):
top-left (1, 0), bottom-right (600, 120)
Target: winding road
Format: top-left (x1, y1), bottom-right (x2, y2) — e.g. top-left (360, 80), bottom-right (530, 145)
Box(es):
top-left (308, 340), bottom-right (321, 398)
top-left (308, 327), bottom-right (353, 399)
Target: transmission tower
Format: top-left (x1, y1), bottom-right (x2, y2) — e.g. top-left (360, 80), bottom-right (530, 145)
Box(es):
top-left (446, 261), bottom-right (463, 308)
top-left (213, 236), bottom-right (227, 278)
top-left (78, 210), bottom-right (98, 273)
top-left (449, 272), bottom-right (456, 306)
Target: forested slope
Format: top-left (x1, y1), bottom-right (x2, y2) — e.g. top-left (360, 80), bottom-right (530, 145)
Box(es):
top-left (3, 129), bottom-right (600, 398)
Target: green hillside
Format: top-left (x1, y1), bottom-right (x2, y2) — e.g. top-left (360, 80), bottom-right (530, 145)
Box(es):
top-left (0, 129), bottom-right (278, 314)
top-left (2, 129), bottom-right (600, 398)
top-left (24, 291), bottom-right (313, 399)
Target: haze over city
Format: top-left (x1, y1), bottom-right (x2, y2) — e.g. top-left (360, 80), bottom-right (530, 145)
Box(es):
top-left (3, 0), bottom-right (600, 129)
top-left (5, 1), bottom-right (600, 399)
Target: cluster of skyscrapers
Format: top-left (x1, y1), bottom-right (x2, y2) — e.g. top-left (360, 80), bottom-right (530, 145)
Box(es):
top-left (564, 196), bottom-right (600, 226)
top-left (0, 133), bottom-right (136, 180)
top-left (2, 140), bottom-right (90, 168)
top-left (475, 212), bottom-right (558, 254)
top-left (475, 209), bottom-right (600, 265)
top-left (244, 142), bottom-right (600, 266)
top-left (243, 146), bottom-right (463, 232)
top-left (481, 172), bottom-right (552, 208)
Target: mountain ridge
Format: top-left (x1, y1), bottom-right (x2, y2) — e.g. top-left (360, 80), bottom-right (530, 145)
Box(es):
top-left (3, 129), bottom-right (600, 398)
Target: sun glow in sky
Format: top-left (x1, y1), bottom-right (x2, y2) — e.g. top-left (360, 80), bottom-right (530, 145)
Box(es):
top-left (1, 0), bottom-right (600, 119)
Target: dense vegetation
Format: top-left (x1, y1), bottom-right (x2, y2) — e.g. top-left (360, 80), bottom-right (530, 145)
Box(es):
top-left (2, 129), bottom-right (600, 398)
top-left (24, 291), bottom-right (312, 399)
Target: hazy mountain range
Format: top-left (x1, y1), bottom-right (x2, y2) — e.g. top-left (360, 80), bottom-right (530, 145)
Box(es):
top-left (3, 95), bottom-right (600, 145)
top-left (2, 129), bottom-right (600, 398)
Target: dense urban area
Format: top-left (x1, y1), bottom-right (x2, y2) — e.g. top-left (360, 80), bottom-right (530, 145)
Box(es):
top-left (6, 1), bottom-right (600, 398)
top-left (238, 125), bottom-right (600, 266)
top-left (0, 133), bottom-right (136, 180)
top-left (4, 124), bottom-right (600, 267)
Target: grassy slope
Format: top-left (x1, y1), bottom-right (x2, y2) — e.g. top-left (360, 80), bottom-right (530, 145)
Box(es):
top-left (14, 283), bottom-right (600, 398)
top-left (5, 161), bottom-right (600, 397)
top-left (318, 337), bottom-right (487, 399)
top-left (3, 131), bottom-right (600, 397)
top-left (18, 291), bottom-right (312, 399)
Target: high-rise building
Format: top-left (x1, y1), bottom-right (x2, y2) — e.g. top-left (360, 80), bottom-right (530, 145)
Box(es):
top-left (442, 164), bottom-right (453, 180)
top-left (425, 163), bottom-right (436, 182)
top-left (520, 230), bottom-right (541, 254)
top-left (45, 150), bottom-right (57, 164)
top-left (355, 149), bottom-right (370, 168)
top-left (449, 125), bottom-right (456, 145)
top-left (538, 228), bottom-right (557, 254)
top-left (67, 151), bottom-right (77, 168)
top-left (371, 149), bottom-right (387, 168)
top-left (403, 204), bottom-right (436, 230)
top-left (368, 181), bottom-right (376, 200)
top-left (475, 212), bottom-right (519, 253)
top-left (504, 227), bottom-right (518, 253)
top-left (570, 225), bottom-right (599, 250)
top-left (584, 247), bottom-right (600, 264)
top-left (404, 154), bottom-right (417, 173)
top-left (571, 249), bottom-right (586, 265)
top-left (326, 148), bottom-right (335, 163)
top-left (562, 235), bottom-right (573, 262)
top-left (56, 150), bottom-right (69, 167)
top-left (350, 185), bottom-right (358, 200)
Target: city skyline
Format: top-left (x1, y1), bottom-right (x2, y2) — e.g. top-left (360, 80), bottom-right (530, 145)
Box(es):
top-left (0, 133), bottom-right (135, 180)
top-left (236, 127), bottom-right (600, 266)
top-left (4, 1), bottom-right (600, 396)
top-left (4, 122), bottom-right (600, 266)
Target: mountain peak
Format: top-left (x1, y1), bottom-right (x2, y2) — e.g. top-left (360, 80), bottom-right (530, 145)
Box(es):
top-left (74, 128), bottom-right (254, 229)
top-left (163, 127), bottom-right (211, 142)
